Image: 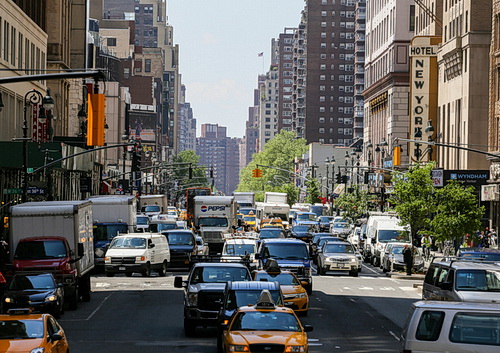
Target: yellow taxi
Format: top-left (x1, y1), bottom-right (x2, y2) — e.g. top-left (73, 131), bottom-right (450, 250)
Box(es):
top-left (221, 290), bottom-right (313, 353)
top-left (253, 268), bottom-right (309, 316)
top-left (0, 308), bottom-right (69, 353)
top-left (243, 214), bottom-right (257, 231)
top-left (260, 218), bottom-right (285, 230)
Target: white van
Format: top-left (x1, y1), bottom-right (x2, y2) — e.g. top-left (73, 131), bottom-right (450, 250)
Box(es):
top-left (104, 233), bottom-right (170, 277)
top-left (366, 216), bottom-right (410, 266)
top-left (401, 301), bottom-right (500, 353)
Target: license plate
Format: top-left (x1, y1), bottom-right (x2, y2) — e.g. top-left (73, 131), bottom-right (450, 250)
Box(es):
top-left (335, 263), bottom-right (346, 268)
top-left (119, 266), bottom-right (126, 271)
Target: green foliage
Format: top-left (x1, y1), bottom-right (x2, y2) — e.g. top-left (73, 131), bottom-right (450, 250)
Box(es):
top-left (430, 180), bottom-right (484, 243)
top-left (334, 186), bottom-right (369, 225)
top-left (305, 177), bottom-right (321, 204)
top-left (389, 163), bottom-right (436, 239)
top-left (171, 150), bottom-right (209, 193)
top-left (278, 183), bottom-right (300, 207)
top-left (237, 130), bottom-right (307, 194)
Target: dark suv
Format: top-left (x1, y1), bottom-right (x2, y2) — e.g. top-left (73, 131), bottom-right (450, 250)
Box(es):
top-left (162, 230), bottom-right (196, 267)
top-left (174, 262), bottom-right (252, 336)
top-left (256, 238), bottom-right (313, 294)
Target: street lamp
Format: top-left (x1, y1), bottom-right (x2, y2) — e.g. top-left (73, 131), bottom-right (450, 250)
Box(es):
top-left (21, 88), bottom-right (54, 202)
top-left (366, 141), bottom-right (373, 172)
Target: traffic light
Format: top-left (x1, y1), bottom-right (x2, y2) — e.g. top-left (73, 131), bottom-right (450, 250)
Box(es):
top-left (132, 146), bottom-right (142, 171)
top-left (336, 172), bottom-right (341, 184)
top-left (86, 93), bottom-right (106, 146)
top-left (188, 165), bottom-right (193, 179)
top-left (393, 146), bottom-right (401, 166)
top-left (342, 175), bottom-right (348, 184)
top-left (252, 168), bottom-right (262, 178)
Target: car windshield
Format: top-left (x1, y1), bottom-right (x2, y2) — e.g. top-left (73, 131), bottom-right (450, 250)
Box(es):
top-left (136, 216), bottom-right (149, 225)
top-left (166, 232), bottom-right (193, 246)
top-left (324, 243), bottom-right (354, 254)
top-left (378, 230), bottom-right (410, 243)
top-left (333, 223), bottom-right (349, 229)
top-left (263, 243), bottom-right (309, 260)
top-left (255, 272), bottom-right (300, 286)
top-left (226, 290), bottom-right (282, 310)
top-left (244, 216), bottom-right (256, 222)
top-left (93, 224), bottom-right (128, 242)
top-left (319, 216), bottom-right (333, 223)
top-left (198, 218), bottom-right (228, 227)
top-left (239, 209), bottom-right (256, 215)
top-left (152, 223), bottom-right (177, 232)
top-left (10, 274), bottom-right (55, 290)
top-left (109, 237), bottom-right (146, 249)
top-left (391, 246), bottom-right (404, 254)
top-left (318, 237), bottom-right (341, 247)
top-left (297, 213), bottom-right (316, 221)
top-left (259, 230), bottom-right (283, 239)
top-left (293, 225), bottom-right (310, 232)
top-left (455, 269), bottom-right (500, 292)
top-left (143, 205), bottom-right (161, 212)
top-left (190, 266), bottom-right (251, 284)
top-left (14, 240), bottom-right (67, 260)
top-left (0, 320), bottom-right (44, 339)
top-left (224, 244), bottom-right (256, 256)
top-left (231, 311), bottom-right (301, 332)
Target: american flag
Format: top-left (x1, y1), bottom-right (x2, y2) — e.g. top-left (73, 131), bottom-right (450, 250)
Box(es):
top-left (257, 52), bottom-right (263, 57)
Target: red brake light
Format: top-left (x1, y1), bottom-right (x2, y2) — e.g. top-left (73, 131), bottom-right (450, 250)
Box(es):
top-left (0, 272), bottom-right (6, 284)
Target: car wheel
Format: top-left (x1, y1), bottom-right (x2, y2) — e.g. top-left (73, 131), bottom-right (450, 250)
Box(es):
top-left (141, 263), bottom-right (151, 277)
top-left (80, 275), bottom-right (91, 302)
top-left (184, 319), bottom-right (196, 337)
top-left (158, 261), bottom-right (168, 277)
top-left (349, 269), bottom-right (359, 277)
top-left (68, 288), bottom-right (78, 311)
top-left (305, 283), bottom-right (312, 295)
top-left (358, 267), bottom-right (362, 273)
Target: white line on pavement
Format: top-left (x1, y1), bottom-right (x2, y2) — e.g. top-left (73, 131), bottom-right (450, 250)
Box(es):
top-left (362, 264), bottom-right (379, 274)
top-left (389, 331), bottom-right (401, 341)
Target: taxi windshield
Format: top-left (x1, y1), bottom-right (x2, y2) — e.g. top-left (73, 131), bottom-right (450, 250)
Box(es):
top-left (255, 272), bottom-right (300, 286)
top-left (226, 290), bottom-right (282, 310)
top-left (231, 311), bottom-right (301, 332)
top-left (224, 244), bottom-right (255, 256)
top-left (244, 216), bottom-right (256, 222)
top-left (0, 320), bottom-right (44, 339)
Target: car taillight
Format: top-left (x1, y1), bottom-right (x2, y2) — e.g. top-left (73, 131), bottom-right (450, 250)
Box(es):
top-left (0, 272), bottom-right (6, 284)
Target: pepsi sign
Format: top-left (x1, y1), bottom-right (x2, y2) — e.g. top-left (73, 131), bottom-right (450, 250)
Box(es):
top-left (208, 206), bottom-right (226, 211)
top-left (201, 205), bottom-right (208, 212)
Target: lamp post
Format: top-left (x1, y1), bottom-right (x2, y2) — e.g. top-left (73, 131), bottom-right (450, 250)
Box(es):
top-left (325, 157), bottom-right (331, 197)
top-left (22, 89), bottom-right (54, 202)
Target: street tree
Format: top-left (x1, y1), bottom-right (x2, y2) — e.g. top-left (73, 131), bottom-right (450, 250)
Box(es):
top-left (237, 130), bottom-right (307, 201)
top-left (334, 186), bottom-right (369, 225)
top-left (389, 163), bottom-right (436, 243)
top-left (430, 180), bottom-right (484, 246)
top-left (278, 183), bottom-right (300, 207)
top-left (171, 150), bottom-right (209, 192)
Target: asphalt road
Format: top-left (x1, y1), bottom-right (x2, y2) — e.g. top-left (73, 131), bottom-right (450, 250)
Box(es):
top-left (59, 264), bottom-right (422, 353)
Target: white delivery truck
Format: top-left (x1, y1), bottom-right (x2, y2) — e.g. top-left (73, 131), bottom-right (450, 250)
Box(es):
top-left (194, 196), bottom-right (238, 254)
top-left (264, 192), bottom-right (288, 204)
top-left (255, 202), bottom-right (291, 229)
top-left (365, 215), bottom-right (411, 267)
top-left (87, 195), bottom-right (138, 267)
top-left (232, 192), bottom-right (255, 209)
top-left (10, 201), bottom-right (95, 310)
top-left (139, 194), bottom-right (168, 217)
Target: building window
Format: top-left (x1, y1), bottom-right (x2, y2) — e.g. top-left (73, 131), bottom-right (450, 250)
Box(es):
top-left (322, 11), bottom-right (327, 16)
top-left (321, 43), bottom-right (327, 48)
top-left (320, 64), bottom-right (326, 70)
top-left (319, 117), bottom-right (325, 123)
top-left (320, 85), bottom-right (325, 91)
top-left (319, 128), bottom-right (325, 134)
top-left (319, 107), bottom-right (326, 112)
top-left (144, 59), bottom-right (151, 72)
top-left (321, 22), bottom-right (327, 28)
top-left (321, 32), bottom-right (327, 38)
top-left (320, 96), bottom-right (326, 102)
top-left (320, 75), bottom-right (326, 80)
top-left (320, 54), bottom-right (327, 59)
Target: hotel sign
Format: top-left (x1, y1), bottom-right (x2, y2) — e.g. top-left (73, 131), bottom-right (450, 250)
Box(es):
top-left (409, 36), bottom-right (441, 163)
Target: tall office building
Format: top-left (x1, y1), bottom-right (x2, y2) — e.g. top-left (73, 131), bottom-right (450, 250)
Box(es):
top-left (258, 67), bottom-right (279, 151)
top-left (178, 84), bottom-right (197, 152)
top-left (276, 29), bottom-right (296, 132)
top-left (353, 0), bottom-right (366, 141)
top-left (363, 0), bottom-right (414, 167)
top-left (294, 0), bottom-right (357, 146)
top-left (197, 124), bottom-right (240, 195)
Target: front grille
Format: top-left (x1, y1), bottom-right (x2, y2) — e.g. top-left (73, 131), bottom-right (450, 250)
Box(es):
top-left (198, 290), bottom-right (224, 311)
top-left (203, 231), bottom-right (223, 242)
top-left (280, 265), bottom-right (305, 276)
top-left (249, 343), bottom-right (285, 353)
top-left (331, 258), bottom-right (349, 262)
top-left (110, 257), bottom-right (136, 264)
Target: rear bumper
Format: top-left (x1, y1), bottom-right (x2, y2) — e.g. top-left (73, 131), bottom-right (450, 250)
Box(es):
top-left (105, 263), bottom-right (148, 273)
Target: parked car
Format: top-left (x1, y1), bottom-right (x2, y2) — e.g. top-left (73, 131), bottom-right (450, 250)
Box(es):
top-left (317, 241), bottom-right (361, 277)
top-left (422, 258), bottom-right (500, 303)
top-left (381, 243), bottom-right (423, 273)
top-left (0, 308), bottom-right (69, 352)
top-left (347, 226), bottom-right (362, 247)
top-left (2, 273), bottom-right (64, 318)
top-left (317, 216), bottom-right (335, 232)
top-left (401, 301), bottom-right (500, 353)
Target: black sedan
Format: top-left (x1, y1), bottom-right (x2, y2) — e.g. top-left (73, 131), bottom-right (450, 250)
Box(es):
top-left (290, 224), bottom-right (316, 243)
top-left (317, 216), bottom-right (335, 232)
top-left (2, 273), bottom-right (64, 318)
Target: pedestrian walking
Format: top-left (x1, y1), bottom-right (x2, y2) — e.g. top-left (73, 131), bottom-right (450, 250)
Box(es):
top-left (421, 234), bottom-right (432, 261)
top-left (403, 244), bottom-right (413, 276)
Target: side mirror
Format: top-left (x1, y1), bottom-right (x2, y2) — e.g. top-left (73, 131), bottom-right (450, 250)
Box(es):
top-left (149, 243), bottom-right (155, 248)
top-left (174, 276), bottom-right (184, 288)
top-left (77, 243), bottom-right (84, 258)
top-left (51, 333), bottom-right (63, 341)
top-left (303, 324), bottom-right (314, 332)
top-left (254, 253), bottom-right (261, 259)
top-left (301, 281), bottom-right (308, 287)
top-left (371, 238), bottom-right (376, 244)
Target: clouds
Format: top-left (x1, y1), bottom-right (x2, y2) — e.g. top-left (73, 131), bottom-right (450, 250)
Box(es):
top-left (201, 33), bottom-right (219, 45)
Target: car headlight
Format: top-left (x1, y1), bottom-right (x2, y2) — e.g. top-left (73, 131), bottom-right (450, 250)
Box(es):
top-left (350, 258), bottom-right (356, 263)
top-left (295, 292), bottom-right (307, 298)
top-left (187, 293), bottom-right (198, 306)
top-left (104, 256), bottom-right (111, 263)
top-left (285, 346), bottom-right (306, 352)
top-left (45, 295), bottom-right (57, 302)
top-left (229, 345), bottom-right (249, 352)
top-left (414, 260), bottom-right (423, 264)
top-left (30, 349), bottom-right (45, 353)
top-left (135, 256), bottom-right (146, 262)
top-left (4, 297), bottom-right (14, 303)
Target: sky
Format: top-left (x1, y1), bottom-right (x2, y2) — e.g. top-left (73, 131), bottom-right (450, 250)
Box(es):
top-left (167, 0), bottom-right (304, 138)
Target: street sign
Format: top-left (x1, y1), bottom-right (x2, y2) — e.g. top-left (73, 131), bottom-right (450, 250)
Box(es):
top-left (4, 188), bottom-right (22, 195)
top-left (27, 168), bottom-right (34, 173)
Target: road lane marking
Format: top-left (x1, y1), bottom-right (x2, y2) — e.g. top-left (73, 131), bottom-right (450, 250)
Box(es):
top-left (389, 331), bottom-right (401, 341)
top-left (61, 293), bottom-right (113, 322)
top-left (362, 264), bottom-right (379, 274)
top-left (379, 287), bottom-right (396, 291)
top-left (365, 311), bottom-right (374, 317)
top-left (95, 282), bottom-right (110, 287)
top-left (399, 286), bottom-right (416, 291)
top-left (358, 286), bottom-right (374, 290)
